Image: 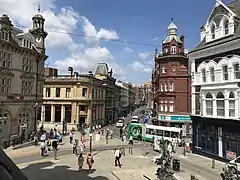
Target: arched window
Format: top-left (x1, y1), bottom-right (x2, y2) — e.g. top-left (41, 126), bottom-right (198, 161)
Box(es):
top-left (229, 92), bottom-right (235, 117)
top-left (211, 25), bottom-right (215, 39)
top-left (224, 19), bottom-right (229, 35)
top-left (205, 93), bottom-right (213, 115)
top-left (171, 46), bottom-right (176, 54)
top-left (160, 83), bottom-right (163, 92)
top-left (216, 92), bottom-right (225, 116)
top-left (18, 108), bottom-right (32, 135)
top-left (222, 65), bottom-right (228, 80)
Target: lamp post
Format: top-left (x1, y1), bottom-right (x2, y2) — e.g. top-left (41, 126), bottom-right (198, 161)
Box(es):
top-left (68, 67), bottom-right (73, 78)
top-left (34, 103), bottom-right (38, 133)
top-left (88, 71), bottom-right (93, 154)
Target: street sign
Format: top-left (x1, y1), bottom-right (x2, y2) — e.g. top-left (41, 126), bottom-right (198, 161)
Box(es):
top-left (143, 117), bottom-right (148, 124)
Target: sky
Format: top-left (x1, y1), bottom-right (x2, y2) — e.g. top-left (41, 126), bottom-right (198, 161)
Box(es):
top-left (0, 0), bottom-right (234, 85)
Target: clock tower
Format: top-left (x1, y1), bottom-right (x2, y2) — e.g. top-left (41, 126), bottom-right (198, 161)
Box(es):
top-left (29, 5), bottom-right (48, 54)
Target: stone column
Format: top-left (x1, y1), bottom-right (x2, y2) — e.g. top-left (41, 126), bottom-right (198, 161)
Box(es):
top-left (51, 105), bottom-right (55, 122)
top-left (213, 99), bottom-right (217, 117)
top-left (61, 105), bottom-right (65, 122)
top-left (76, 105), bottom-right (79, 124)
top-left (41, 105), bottom-right (45, 122)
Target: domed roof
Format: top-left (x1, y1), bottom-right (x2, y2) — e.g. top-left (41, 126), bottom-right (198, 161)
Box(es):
top-left (168, 22), bottom-right (178, 30)
top-left (33, 13), bottom-right (43, 19)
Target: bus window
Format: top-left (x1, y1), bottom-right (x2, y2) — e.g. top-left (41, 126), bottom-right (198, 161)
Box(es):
top-left (171, 131), bottom-right (179, 138)
top-left (164, 131), bottom-right (170, 137)
top-left (146, 128), bottom-right (155, 135)
top-left (156, 129), bottom-right (163, 136)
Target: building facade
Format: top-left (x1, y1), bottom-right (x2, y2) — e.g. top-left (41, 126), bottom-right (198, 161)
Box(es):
top-left (41, 68), bottom-right (105, 132)
top-left (152, 20), bottom-right (191, 133)
top-left (95, 63), bottom-right (117, 124)
top-left (190, 0), bottom-right (240, 161)
top-left (0, 12), bottom-right (47, 146)
top-left (133, 86), bottom-right (144, 105)
top-left (143, 82), bottom-right (152, 106)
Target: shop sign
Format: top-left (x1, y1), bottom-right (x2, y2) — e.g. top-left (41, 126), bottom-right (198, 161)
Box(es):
top-left (159, 115), bottom-right (166, 120)
top-left (170, 116), bottom-right (191, 121)
top-left (226, 151), bottom-right (236, 160)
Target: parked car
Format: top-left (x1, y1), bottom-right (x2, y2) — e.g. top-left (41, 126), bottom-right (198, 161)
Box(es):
top-left (116, 120), bottom-right (124, 128)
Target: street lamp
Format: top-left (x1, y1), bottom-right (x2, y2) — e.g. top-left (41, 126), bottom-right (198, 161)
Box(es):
top-left (89, 71), bottom-right (94, 154)
top-left (34, 103), bottom-right (38, 133)
top-left (68, 67), bottom-right (73, 78)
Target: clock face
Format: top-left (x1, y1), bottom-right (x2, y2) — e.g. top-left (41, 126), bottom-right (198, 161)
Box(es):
top-left (36, 37), bottom-right (42, 43)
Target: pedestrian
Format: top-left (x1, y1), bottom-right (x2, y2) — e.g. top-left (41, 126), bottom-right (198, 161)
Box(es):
top-left (73, 141), bottom-right (77, 155)
top-left (87, 152), bottom-right (94, 173)
top-left (186, 141), bottom-right (190, 153)
top-left (120, 128), bottom-right (123, 138)
top-left (69, 131), bottom-right (73, 144)
top-left (128, 134), bottom-right (133, 145)
top-left (40, 141), bottom-right (47, 157)
top-left (79, 140), bottom-right (84, 153)
top-left (78, 153), bottom-right (84, 171)
top-left (34, 134), bottom-right (38, 146)
top-left (114, 148), bottom-right (122, 168)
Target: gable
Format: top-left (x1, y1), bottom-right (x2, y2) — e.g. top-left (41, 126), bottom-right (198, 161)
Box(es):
top-left (0, 68), bottom-right (14, 76)
top-left (20, 72), bottom-right (35, 79)
top-left (207, 1), bottom-right (235, 26)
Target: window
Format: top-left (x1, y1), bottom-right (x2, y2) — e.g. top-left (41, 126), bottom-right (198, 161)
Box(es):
top-left (233, 64), bottom-right (240, 79)
top-left (165, 48), bottom-right (168, 53)
top-left (21, 80), bottom-right (32, 95)
top-left (160, 83), bottom-right (163, 92)
top-left (160, 104), bottom-right (164, 111)
top-left (164, 131), bottom-right (170, 137)
top-left (1, 52), bottom-right (11, 68)
top-left (211, 25), bottom-right (215, 39)
top-left (224, 19), bottom-right (229, 35)
top-left (46, 88), bottom-right (51, 97)
top-left (22, 57), bottom-right (32, 72)
top-left (18, 108), bottom-right (31, 134)
top-left (169, 100), bottom-right (174, 112)
top-left (222, 65), bottom-right (228, 80)
top-left (80, 105), bottom-right (86, 111)
top-left (217, 92), bottom-right (225, 116)
top-left (169, 81), bottom-right (174, 91)
top-left (164, 104), bottom-right (168, 112)
top-left (172, 66), bottom-right (176, 72)
top-left (55, 87), bottom-right (60, 97)
top-left (210, 67), bottom-right (215, 82)
top-left (0, 78), bottom-right (11, 94)
top-left (229, 92), bottom-right (235, 117)
top-left (82, 88), bottom-right (87, 97)
top-left (2, 30), bottom-right (9, 41)
top-left (171, 46), bottom-right (176, 54)
top-left (205, 92), bottom-right (213, 116)
top-left (202, 69), bottom-right (206, 82)
top-left (164, 81), bottom-right (167, 91)
top-left (162, 65), bottom-right (167, 73)
top-left (66, 88), bottom-right (71, 98)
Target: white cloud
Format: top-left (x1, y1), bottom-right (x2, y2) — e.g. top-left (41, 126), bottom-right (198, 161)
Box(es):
top-left (152, 37), bottom-right (159, 41)
top-left (81, 17), bottom-right (119, 45)
top-left (124, 47), bottom-right (134, 53)
top-left (128, 61), bottom-right (152, 73)
top-left (138, 52), bottom-right (151, 60)
top-left (0, 0), bottom-right (80, 49)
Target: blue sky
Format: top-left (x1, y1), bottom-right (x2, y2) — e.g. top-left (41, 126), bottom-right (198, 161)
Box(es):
top-left (0, 0), bottom-right (234, 85)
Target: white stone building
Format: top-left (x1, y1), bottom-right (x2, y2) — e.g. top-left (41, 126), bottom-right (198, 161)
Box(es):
top-left (189, 0), bottom-right (240, 161)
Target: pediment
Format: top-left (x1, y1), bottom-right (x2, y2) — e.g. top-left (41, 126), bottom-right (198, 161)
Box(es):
top-left (20, 72), bottom-right (35, 79)
top-left (0, 68), bottom-right (14, 76)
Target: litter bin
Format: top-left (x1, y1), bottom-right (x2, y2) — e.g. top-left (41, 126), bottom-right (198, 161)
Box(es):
top-left (172, 159), bottom-right (180, 171)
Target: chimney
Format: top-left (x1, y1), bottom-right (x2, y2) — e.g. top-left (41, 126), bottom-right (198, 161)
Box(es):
top-left (200, 25), bottom-right (206, 41)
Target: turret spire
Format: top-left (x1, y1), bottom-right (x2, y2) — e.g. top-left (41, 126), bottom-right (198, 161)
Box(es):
top-left (38, 4), bottom-right (41, 13)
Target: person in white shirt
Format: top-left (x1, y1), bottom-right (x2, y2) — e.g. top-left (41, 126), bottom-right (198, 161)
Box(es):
top-left (114, 148), bottom-right (121, 167)
top-left (128, 134), bottom-right (133, 145)
top-left (69, 132), bottom-right (73, 143)
top-left (40, 133), bottom-right (46, 141)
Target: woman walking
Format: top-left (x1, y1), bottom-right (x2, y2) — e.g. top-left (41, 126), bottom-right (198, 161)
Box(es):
top-left (78, 153), bottom-right (84, 171)
top-left (86, 152), bottom-right (94, 173)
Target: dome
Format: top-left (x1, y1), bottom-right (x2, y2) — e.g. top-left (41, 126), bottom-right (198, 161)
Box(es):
top-left (33, 13), bottom-right (43, 19)
top-left (168, 22), bottom-right (178, 30)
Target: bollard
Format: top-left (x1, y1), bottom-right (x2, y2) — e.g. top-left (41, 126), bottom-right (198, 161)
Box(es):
top-left (129, 147), bottom-right (133, 155)
top-left (54, 149), bottom-right (57, 160)
top-left (212, 159), bottom-right (215, 169)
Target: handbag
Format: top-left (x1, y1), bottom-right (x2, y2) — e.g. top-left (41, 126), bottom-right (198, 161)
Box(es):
top-left (91, 159), bottom-right (94, 163)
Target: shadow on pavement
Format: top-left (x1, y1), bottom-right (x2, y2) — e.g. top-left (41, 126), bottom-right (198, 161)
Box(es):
top-left (21, 161), bottom-right (110, 180)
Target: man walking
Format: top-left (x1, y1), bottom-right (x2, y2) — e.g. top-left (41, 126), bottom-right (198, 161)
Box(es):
top-left (114, 148), bottom-right (122, 168)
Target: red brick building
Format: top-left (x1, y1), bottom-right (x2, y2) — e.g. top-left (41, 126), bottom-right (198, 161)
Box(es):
top-left (152, 20), bottom-right (191, 135)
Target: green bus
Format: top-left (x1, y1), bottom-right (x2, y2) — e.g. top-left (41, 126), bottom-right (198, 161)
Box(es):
top-left (127, 123), bottom-right (183, 144)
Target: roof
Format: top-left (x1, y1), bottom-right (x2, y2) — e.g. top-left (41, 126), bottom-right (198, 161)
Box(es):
top-left (168, 22), bottom-right (178, 30)
top-left (95, 63), bottom-right (109, 76)
top-left (189, 0), bottom-right (240, 53)
top-left (33, 13), bottom-right (44, 19)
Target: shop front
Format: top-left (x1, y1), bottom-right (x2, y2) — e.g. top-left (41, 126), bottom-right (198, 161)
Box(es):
top-left (191, 115), bottom-right (240, 162)
top-left (157, 114), bottom-right (192, 135)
